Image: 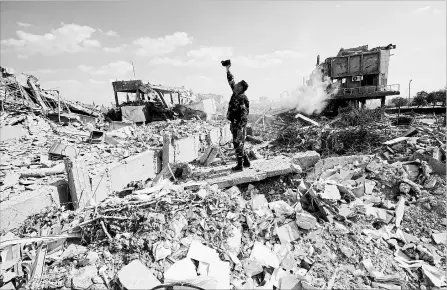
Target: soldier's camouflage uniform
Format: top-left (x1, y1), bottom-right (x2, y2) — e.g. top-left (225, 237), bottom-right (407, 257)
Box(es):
top-left (226, 70), bottom-right (250, 161)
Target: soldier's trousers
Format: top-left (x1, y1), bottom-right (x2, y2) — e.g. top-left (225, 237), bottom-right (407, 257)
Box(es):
top-left (230, 123), bottom-right (246, 159)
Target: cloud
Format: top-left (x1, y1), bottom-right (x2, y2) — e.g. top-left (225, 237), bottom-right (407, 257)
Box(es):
top-left (78, 61), bottom-right (133, 76)
top-left (133, 32), bottom-right (193, 56)
top-left (103, 44), bottom-right (127, 53)
top-left (27, 69), bottom-right (59, 74)
top-left (104, 30), bottom-right (118, 37)
top-left (89, 79), bottom-right (108, 84)
top-left (150, 46), bottom-right (233, 67)
top-left (412, 6), bottom-right (431, 14)
top-left (1, 23), bottom-right (101, 57)
top-left (150, 47), bottom-right (303, 68)
top-left (17, 22), bottom-right (33, 27)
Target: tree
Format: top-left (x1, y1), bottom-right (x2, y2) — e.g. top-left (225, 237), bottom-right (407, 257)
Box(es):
top-left (435, 89), bottom-right (446, 107)
top-left (412, 91), bottom-right (428, 108)
top-left (426, 92), bottom-right (437, 108)
top-left (391, 97), bottom-right (408, 108)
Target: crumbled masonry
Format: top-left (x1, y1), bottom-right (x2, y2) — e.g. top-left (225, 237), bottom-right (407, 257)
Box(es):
top-left (0, 68), bottom-right (446, 290)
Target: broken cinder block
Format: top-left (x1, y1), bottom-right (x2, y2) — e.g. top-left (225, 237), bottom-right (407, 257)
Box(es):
top-left (295, 212), bottom-right (317, 230)
top-left (118, 260), bottom-right (160, 290)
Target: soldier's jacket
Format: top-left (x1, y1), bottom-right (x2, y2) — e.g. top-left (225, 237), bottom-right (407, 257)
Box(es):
top-left (226, 70), bottom-right (249, 126)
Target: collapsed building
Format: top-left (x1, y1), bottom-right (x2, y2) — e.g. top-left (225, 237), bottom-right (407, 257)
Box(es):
top-left (311, 44), bottom-right (401, 112)
top-left (0, 57), bottom-right (446, 290)
top-left (109, 80), bottom-right (222, 123)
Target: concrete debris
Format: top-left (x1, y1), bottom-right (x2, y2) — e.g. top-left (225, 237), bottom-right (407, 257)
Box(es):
top-left (0, 70), bottom-right (445, 290)
top-left (295, 212), bottom-right (317, 230)
top-left (118, 260), bottom-right (160, 290)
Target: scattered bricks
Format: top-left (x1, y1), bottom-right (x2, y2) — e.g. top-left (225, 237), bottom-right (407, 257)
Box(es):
top-left (295, 212), bottom-right (317, 230)
top-left (0, 185), bottom-right (62, 232)
top-left (163, 134), bottom-right (200, 168)
top-left (91, 149), bottom-right (162, 203)
top-left (291, 151), bottom-right (321, 170)
top-left (65, 158), bottom-right (93, 209)
top-left (118, 260), bottom-right (160, 290)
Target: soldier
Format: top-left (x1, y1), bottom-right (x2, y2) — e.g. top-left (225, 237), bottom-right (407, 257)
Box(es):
top-left (223, 61), bottom-right (251, 171)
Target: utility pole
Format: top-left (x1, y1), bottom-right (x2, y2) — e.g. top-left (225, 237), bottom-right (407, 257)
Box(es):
top-left (57, 90), bottom-right (61, 123)
top-left (408, 79), bottom-right (412, 108)
top-left (130, 61), bottom-right (136, 79)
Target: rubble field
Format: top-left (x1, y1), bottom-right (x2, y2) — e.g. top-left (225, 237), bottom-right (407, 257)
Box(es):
top-left (1, 69), bottom-right (446, 290)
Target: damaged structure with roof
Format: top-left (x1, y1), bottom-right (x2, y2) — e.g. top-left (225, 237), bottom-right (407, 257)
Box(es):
top-left (311, 44), bottom-right (401, 111)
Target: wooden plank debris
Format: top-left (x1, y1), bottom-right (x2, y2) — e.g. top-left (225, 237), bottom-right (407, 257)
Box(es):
top-left (295, 113), bottom-right (320, 127)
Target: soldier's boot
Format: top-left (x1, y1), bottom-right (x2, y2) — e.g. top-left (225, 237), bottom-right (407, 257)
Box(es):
top-left (243, 154), bottom-right (251, 168)
top-left (231, 157), bottom-right (244, 171)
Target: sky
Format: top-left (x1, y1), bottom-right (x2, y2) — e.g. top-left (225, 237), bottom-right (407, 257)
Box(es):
top-left (1, 1), bottom-right (446, 106)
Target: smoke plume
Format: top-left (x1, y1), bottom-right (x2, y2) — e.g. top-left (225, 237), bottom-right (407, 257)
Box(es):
top-left (280, 69), bottom-right (339, 115)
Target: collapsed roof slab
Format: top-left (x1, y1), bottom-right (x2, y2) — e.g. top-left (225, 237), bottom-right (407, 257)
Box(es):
top-left (186, 156), bottom-right (302, 189)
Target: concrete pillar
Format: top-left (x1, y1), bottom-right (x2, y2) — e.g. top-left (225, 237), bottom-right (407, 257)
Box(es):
top-left (114, 91), bottom-right (119, 107)
top-left (65, 158), bottom-right (93, 209)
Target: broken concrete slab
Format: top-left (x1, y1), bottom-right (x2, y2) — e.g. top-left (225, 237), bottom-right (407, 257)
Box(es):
top-left (163, 134), bottom-right (200, 168)
top-left (295, 212), bottom-right (317, 230)
top-left (250, 241), bottom-right (280, 268)
top-left (208, 261), bottom-right (231, 289)
top-left (269, 200), bottom-right (294, 217)
top-left (71, 265), bottom-right (97, 290)
top-left (118, 260), bottom-right (160, 290)
top-left (321, 184), bottom-right (341, 200)
top-left (164, 258), bottom-right (198, 283)
top-left (65, 158), bottom-right (92, 209)
top-left (432, 232), bottom-right (446, 245)
top-left (291, 151), bottom-right (321, 170)
top-left (0, 173), bottom-right (20, 190)
top-left (276, 222), bottom-right (301, 244)
top-left (0, 125), bottom-right (28, 142)
top-left (395, 196), bottom-right (406, 228)
top-left (383, 137), bottom-right (410, 146)
top-left (91, 149), bottom-right (162, 203)
top-left (188, 156), bottom-right (301, 189)
top-left (187, 240), bottom-right (220, 264)
top-left (307, 155), bottom-right (373, 182)
top-left (0, 185), bottom-right (66, 232)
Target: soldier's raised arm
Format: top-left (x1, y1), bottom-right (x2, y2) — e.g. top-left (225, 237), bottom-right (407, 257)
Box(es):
top-left (226, 66), bottom-right (235, 91)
